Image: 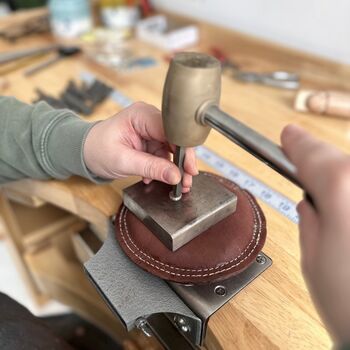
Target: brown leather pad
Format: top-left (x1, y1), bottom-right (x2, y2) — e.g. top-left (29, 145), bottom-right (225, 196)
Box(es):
top-left (115, 172), bottom-right (267, 284)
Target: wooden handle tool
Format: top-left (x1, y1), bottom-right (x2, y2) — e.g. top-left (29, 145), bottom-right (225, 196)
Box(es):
top-left (295, 89), bottom-right (350, 119)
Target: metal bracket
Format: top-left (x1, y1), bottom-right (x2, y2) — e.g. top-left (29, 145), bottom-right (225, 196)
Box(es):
top-left (85, 222), bottom-right (271, 348)
top-left (168, 252), bottom-right (271, 344)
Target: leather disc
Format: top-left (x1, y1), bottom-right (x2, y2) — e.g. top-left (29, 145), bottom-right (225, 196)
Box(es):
top-left (115, 172), bottom-right (267, 284)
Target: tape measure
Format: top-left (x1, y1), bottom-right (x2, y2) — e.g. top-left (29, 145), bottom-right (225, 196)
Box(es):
top-left (196, 146), bottom-right (299, 224)
top-left (80, 71), bottom-right (299, 224)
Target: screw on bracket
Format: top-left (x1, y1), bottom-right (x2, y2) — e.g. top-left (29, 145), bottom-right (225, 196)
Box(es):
top-left (256, 254), bottom-right (267, 265)
top-left (214, 285), bottom-right (227, 296)
top-left (174, 315), bottom-right (191, 333)
top-left (135, 317), bottom-right (153, 338)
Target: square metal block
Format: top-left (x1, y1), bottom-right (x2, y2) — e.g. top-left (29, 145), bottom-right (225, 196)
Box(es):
top-left (123, 173), bottom-right (237, 251)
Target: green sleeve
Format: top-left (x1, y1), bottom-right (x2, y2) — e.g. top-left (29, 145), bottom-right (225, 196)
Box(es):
top-left (0, 96), bottom-right (102, 184)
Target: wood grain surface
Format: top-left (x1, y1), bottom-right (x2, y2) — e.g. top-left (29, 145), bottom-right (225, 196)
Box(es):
top-left (2, 12), bottom-right (350, 349)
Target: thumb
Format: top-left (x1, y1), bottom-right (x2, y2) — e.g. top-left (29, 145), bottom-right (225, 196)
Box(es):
top-left (121, 149), bottom-right (181, 185)
top-left (297, 199), bottom-right (319, 276)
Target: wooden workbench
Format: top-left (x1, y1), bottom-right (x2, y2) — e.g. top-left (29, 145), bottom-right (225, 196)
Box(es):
top-left (1, 10), bottom-right (350, 349)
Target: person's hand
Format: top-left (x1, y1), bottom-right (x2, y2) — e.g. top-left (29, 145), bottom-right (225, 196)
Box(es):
top-left (281, 124), bottom-right (350, 346)
top-left (83, 102), bottom-right (198, 192)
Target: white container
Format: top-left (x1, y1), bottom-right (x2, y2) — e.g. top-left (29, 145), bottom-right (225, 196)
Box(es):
top-left (101, 6), bottom-right (140, 30)
top-left (136, 15), bottom-right (199, 51)
top-left (49, 0), bottom-right (92, 38)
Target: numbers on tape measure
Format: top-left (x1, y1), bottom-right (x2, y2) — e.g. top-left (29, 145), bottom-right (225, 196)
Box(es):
top-left (261, 190), bottom-right (272, 200)
top-left (196, 146), bottom-right (299, 224)
top-left (229, 170), bottom-right (239, 178)
top-left (244, 179), bottom-right (255, 188)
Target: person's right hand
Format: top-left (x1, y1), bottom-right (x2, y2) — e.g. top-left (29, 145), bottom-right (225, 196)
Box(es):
top-left (281, 124), bottom-right (350, 347)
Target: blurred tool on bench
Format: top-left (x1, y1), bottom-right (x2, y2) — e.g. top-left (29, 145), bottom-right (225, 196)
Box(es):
top-left (0, 45), bottom-right (58, 76)
top-left (211, 46), bottom-right (300, 90)
top-left (136, 15), bottom-right (199, 51)
top-left (0, 44), bottom-right (59, 65)
top-left (0, 44), bottom-right (81, 76)
top-left (33, 77), bottom-right (113, 116)
top-left (25, 46), bottom-right (81, 76)
top-left (295, 89), bottom-right (350, 119)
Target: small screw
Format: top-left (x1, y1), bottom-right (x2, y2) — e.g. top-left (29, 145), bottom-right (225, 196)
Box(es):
top-left (135, 318), bottom-right (152, 337)
top-left (180, 325), bottom-right (190, 333)
top-left (174, 315), bottom-right (190, 333)
top-left (256, 254), bottom-right (267, 264)
top-left (214, 285), bottom-right (227, 296)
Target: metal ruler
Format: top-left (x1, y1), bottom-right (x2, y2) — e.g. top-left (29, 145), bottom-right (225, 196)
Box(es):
top-left (80, 71), bottom-right (299, 224)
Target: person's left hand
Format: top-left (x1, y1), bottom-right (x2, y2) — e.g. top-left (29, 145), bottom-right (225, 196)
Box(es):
top-left (281, 124), bottom-right (350, 346)
top-left (83, 102), bottom-right (198, 192)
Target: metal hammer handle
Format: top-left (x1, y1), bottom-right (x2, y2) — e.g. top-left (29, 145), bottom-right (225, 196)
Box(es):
top-left (203, 105), bottom-right (301, 188)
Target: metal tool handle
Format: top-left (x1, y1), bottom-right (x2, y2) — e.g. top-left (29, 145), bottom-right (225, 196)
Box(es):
top-left (203, 105), bottom-right (301, 188)
top-left (260, 71), bottom-right (300, 90)
top-left (0, 44), bottom-right (58, 65)
top-left (234, 71), bottom-right (300, 90)
top-left (24, 54), bottom-right (61, 76)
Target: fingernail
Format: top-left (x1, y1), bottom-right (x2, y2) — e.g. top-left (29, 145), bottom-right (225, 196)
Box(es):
top-left (143, 178), bottom-right (152, 185)
top-left (183, 176), bottom-right (192, 188)
top-left (164, 167), bottom-right (180, 184)
top-left (285, 124), bottom-right (303, 135)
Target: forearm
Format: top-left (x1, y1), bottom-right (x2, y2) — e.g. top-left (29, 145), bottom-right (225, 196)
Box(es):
top-left (0, 96), bottom-right (98, 184)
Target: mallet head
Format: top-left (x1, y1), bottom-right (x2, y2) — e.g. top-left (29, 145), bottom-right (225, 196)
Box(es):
top-left (162, 52), bottom-right (221, 147)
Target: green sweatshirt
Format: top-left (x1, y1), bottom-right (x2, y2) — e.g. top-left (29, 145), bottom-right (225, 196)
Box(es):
top-left (0, 96), bottom-right (99, 184)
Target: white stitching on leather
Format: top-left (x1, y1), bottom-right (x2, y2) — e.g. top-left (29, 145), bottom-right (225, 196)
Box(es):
top-left (121, 174), bottom-right (258, 272)
top-left (121, 193), bottom-right (259, 272)
top-left (118, 175), bottom-right (263, 278)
